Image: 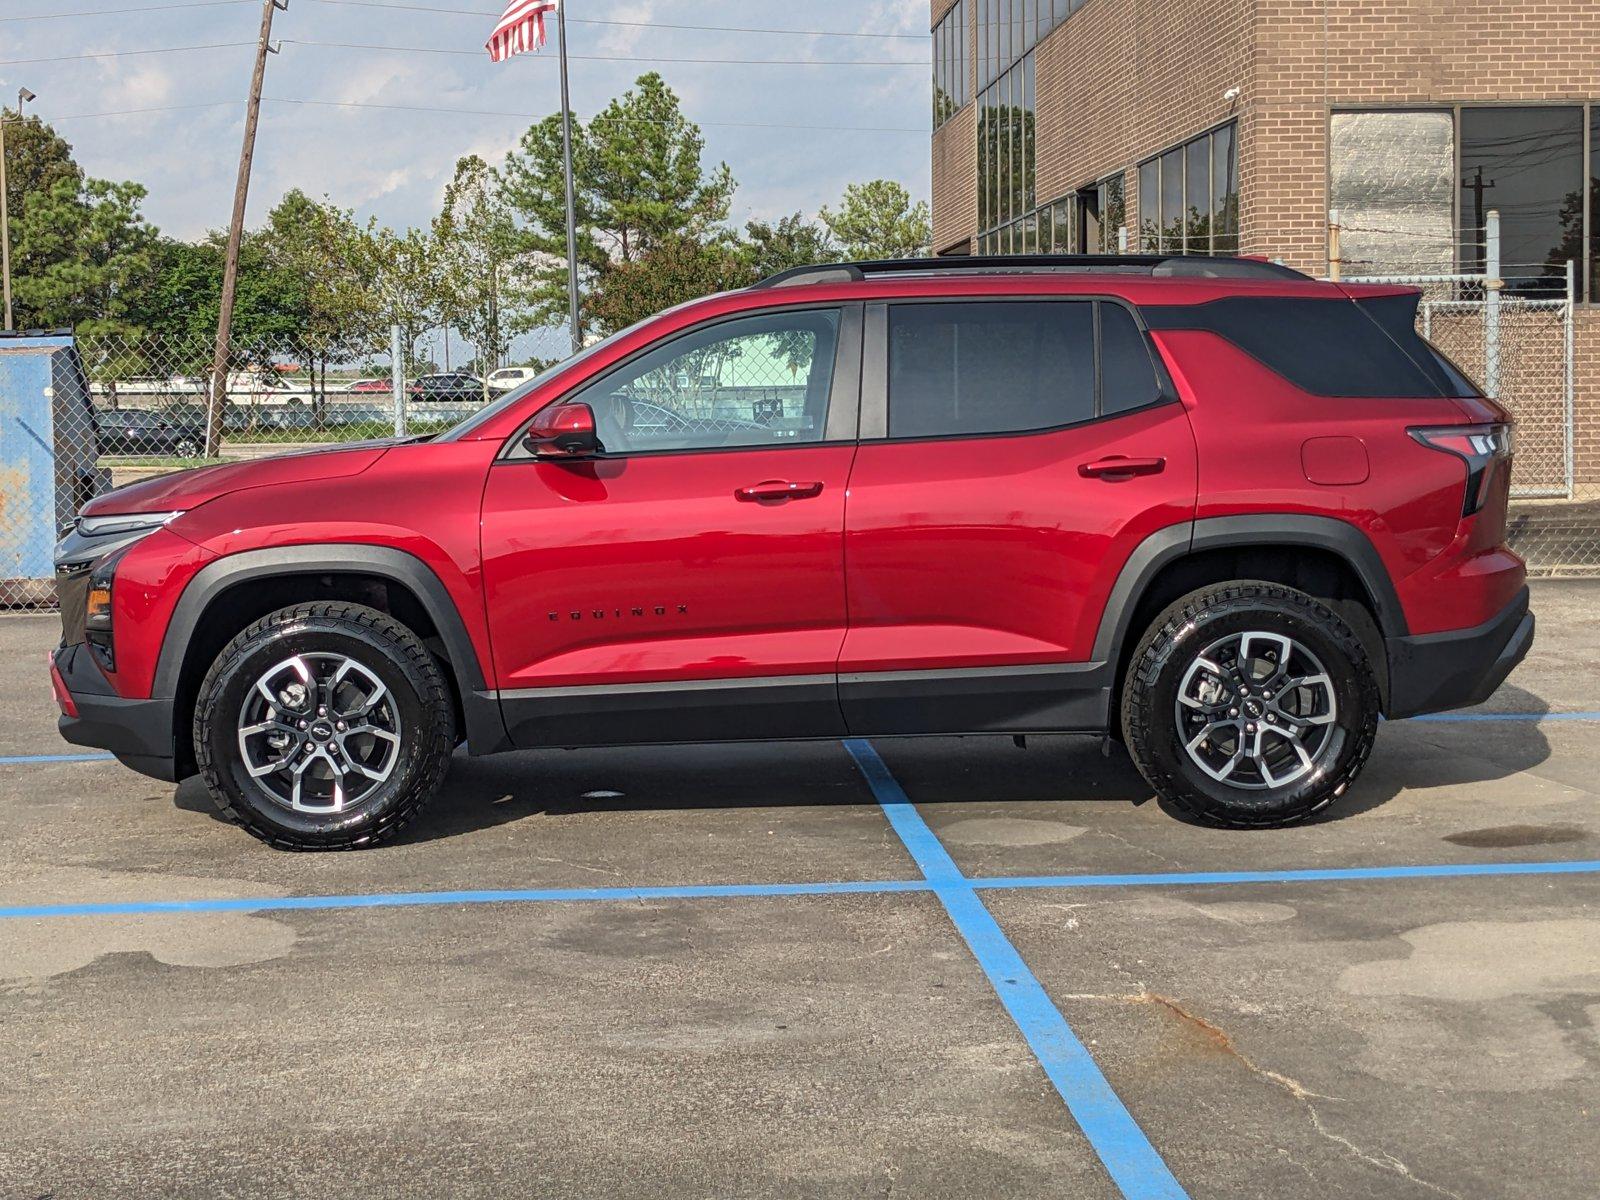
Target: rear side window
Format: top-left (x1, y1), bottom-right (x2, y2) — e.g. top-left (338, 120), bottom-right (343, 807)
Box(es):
top-left (888, 301), bottom-right (1151, 439)
top-left (1142, 294), bottom-right (1470, 398)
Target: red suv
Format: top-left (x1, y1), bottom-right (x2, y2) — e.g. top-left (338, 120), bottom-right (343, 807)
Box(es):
top-left (50, 255), bottom-right (1532, 849)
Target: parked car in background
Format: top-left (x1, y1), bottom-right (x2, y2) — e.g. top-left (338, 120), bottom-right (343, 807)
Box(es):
top-left (92, 408), bottom-right (206, 458)
top-left (487, 367), bottom-right (539, 393)
top-left (409, 372), bottom-right (485, 403)
top-left (342, 378), bottom-right (393, 395)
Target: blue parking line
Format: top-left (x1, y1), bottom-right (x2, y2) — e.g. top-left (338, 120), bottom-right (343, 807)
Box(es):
top-left (970, 859), bottom-right (1600, 891)
top-left (844, 738), bottom-right (1190, 1200)
top-left (0, 751), bottom-right (115, 764)
top-left (0, 877), bottom-right (932, 920)
top-left (3, 857), bottom-right (1598, 922)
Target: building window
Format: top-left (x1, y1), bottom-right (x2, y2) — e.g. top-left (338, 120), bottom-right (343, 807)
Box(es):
top-left (977, 0), bottom-right (1090, 93)
top-left (1460, 107), bottom-right (1583, 296)
top-left (1329, 111), bottom-right (1456, 274)
top-left (1137, 124), bottom-right (1238, 255)
top-left (933, 1), bottom-right (968, 130)
top-left (1333, 106), bottom-right (1595, 301)
top-left (977, 51), bottom-right (1035, 243)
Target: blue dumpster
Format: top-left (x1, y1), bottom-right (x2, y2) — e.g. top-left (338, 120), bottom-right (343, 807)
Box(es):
top-left (0, 332), bottom-right (108, 606)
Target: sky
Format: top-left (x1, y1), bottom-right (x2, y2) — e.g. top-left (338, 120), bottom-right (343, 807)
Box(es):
top-left (0, 0), bottom-right (932, 244)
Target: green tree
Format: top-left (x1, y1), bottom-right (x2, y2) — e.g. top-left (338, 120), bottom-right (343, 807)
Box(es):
top-left (11, 175), bottom-right (158, 335)
top-left (500, 72), bottom-right (736, 334)
top-left (435, 155), bottom-right (534, 400)
top-left (2, 109), bottom-right (86, 321)
top-left (743, 213), bottom-right (835, 279)
top-left (820, 179), bottom-right (931, 260)
top-left (359, 224), bottom-right (442, 367)
top-left (586, 233), bottom-right (752, 336)
top-left (261, 189), bottom-right (377, 406)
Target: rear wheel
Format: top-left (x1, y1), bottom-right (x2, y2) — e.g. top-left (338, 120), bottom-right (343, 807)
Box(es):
top-left (194, 601), bottom-right (453, 850)
top-left (1121, 582), bottom-right (1379, 827)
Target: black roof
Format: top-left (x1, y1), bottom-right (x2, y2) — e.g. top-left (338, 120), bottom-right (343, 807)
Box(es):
top-left (752, 254), bottom-right (1310, 290)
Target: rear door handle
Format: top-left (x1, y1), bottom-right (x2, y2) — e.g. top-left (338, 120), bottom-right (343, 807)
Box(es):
top-left (734, 479), bottom-right (824, 502)
top-left (1078, 455), bottom-right (1166, 479)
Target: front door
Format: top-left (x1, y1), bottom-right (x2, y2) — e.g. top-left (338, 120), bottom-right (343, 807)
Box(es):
top-left (840, 297), bottom-right (1198, 734)
top-left (481, 304), bottom-right (860, 747)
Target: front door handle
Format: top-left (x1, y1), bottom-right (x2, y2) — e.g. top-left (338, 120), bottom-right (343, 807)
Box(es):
top-left (734, 479), bottom-right (825, 502)
top-left (1079, 455), bottom-right (1166, 480)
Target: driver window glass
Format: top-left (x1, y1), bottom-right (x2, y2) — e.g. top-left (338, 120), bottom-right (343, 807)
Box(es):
top-left (573, 308), bottom-right (841, 454)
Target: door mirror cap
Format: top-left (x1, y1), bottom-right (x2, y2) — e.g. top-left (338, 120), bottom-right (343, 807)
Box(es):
top-left (524, 401), bottom-right (602, 458)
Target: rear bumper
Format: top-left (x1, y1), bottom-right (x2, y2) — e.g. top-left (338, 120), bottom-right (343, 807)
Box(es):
top-left (1385, 586), bottom-right (1533, 719)
top-left (51, 644), bottom-right (178, 781)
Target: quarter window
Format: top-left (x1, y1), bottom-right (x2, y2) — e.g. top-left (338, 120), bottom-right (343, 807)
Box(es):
top-left (569, 309), bottom-right (841, 454)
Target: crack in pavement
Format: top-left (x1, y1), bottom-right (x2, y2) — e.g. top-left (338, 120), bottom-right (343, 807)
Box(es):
top-left (1062, 990), bottom-right (1466, 1199)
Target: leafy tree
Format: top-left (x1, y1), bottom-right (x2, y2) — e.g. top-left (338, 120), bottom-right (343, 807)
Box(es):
top-left (820, 179), bottom-right (931, 260)
top-left (261, 190), bottom-right (378, 405)
top-left (435, 155), bottom-right (534, 400)
top-left (586, 233), bottom-right (752, 336)
top-left (360, 223), bottom-right (442, 367)
top-left (11, 176), bottom-right (158, 335)
top-left (500, 72), bottom-right (736, 335)
top-left (743, 213), bottom-right (835, 279)
top-left (132, 232), bottom-right (307, 346)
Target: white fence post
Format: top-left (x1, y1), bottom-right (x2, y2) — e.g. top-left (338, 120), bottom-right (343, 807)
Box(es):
top-left (391, 323), bottom-right (404, 439)
top-left (1483, 208), bottom-right (1502, 401)
top-left (1566, 258), bottom-right (1576, 499)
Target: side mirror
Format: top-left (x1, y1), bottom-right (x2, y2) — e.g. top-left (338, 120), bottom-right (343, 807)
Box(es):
top-left (524, 401), bottom-right (602, 458)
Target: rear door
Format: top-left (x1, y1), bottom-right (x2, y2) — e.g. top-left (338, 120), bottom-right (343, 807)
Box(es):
top-left (480, 304), bottom-right (862, 748)
top-left (840, 297), bottom-right (1197, 734)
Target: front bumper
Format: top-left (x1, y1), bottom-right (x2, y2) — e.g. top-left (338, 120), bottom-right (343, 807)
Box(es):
top-left (1385, 586), bottom-right (1534, 719)
top-left (51, 642), bottom-right (178, 781)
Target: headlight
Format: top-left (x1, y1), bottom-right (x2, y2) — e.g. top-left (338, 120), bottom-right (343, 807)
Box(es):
top-left (75, 511), bottom-right (185, 538)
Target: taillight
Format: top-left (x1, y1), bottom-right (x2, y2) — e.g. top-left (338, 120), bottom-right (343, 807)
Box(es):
top-left (1409, 423), bottom-right (1513, 517)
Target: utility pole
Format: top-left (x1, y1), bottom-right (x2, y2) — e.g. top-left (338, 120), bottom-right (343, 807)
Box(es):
top-left (0, 88), bottom-right (32, 332)
top-left (555, 0), bottom-right (582, 355)
top-left (1463, 165), bottom-right (1496, 274)
top-left (1, 107), bottom-right (11, 332)
top-left (206, 0), bottom-right (285, 456)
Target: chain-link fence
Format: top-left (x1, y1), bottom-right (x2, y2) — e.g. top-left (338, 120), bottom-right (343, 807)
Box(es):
top-left (73, 332), bottom-right (511, 469)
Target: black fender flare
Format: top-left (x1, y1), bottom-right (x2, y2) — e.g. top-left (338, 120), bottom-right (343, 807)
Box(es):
top-left (1091, 514), bottom-right (1407, 669)
top-left (154, 544), bottom-right (508, 752)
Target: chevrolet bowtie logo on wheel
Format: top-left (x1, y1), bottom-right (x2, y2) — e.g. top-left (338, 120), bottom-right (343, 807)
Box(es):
top-left (548, 605), bottom-right (690, 622)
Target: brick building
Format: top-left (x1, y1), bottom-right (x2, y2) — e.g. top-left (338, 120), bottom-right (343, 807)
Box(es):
top-left (927, 0), bottom-right (1600, 530)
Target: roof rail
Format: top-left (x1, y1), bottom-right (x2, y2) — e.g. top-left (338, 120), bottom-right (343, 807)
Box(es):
top-left (752, 254), bottom-right (1310, 289)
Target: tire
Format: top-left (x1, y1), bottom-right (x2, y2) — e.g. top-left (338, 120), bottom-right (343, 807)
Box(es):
top-left (193, 601), bottom-right (454, 850)
top-left (1121, 581), bottom-right (1380, 828)
top-left (174, 437), bottom-right (201, 459)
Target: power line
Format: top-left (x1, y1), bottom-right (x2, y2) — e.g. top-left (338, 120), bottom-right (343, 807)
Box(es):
top-left (40, 95), bottom-right (927, 135)
top-left (0, 1), bottom-right (251, 20)
top-left (267, 95), bottom-right (926, 133)
top-left (0, 41), bottom-right (254, 67)
top-left (2, 37), bottom-right (926, 70)
top-left (279, 37), bottom-right (927, 65)
top-left (301, 0), bottom-right (927, 40)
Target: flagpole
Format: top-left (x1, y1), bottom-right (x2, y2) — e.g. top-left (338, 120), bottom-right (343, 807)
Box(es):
top-left (556, 1), bottom-right (582, 355)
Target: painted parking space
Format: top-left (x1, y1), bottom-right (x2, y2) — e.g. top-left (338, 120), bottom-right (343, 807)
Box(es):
top-left (2, 579), bottom-right (1598, 1197)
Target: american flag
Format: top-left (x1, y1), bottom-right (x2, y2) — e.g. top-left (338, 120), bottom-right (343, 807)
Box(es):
top-left (486, 0), bottom-right (559, 62)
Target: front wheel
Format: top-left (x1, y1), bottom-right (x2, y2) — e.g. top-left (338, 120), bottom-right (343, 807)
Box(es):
top-left (193, 602), bottom-right (454, 850)
top-left (1121, 582), bottom-right (1380, 827)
